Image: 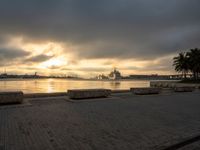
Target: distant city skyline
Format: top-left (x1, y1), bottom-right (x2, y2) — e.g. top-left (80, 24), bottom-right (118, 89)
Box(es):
top-left (0, 0), bottom-right (200, 77)
top-left (0, 67), bottom-right (184, 80)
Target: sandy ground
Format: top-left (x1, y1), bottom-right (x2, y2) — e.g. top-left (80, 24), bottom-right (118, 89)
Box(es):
top-left (0, 91), bottom-right (200, 150)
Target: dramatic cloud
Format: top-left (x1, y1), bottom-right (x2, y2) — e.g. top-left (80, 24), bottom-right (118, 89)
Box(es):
top-left (25, 54), bottom-right (54, 63)
top-left (0, 0), bottom-right (200, 75)
top-left (0, 47), bottom-right (30, 60)
top-left (0, 47), bottom-right (30, 67)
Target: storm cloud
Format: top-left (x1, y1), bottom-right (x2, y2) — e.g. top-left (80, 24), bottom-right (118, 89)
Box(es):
top-left (0, 0), bottom-right (200, 73)
top-left (1, 1), bottom-right (200, 57)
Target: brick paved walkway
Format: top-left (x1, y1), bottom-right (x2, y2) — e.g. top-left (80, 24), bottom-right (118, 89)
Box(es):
top-left (0, 92), bottom-right (200, 150)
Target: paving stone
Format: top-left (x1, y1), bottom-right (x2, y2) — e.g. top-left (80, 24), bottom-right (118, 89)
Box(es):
top-left (0, 92), bottom-right (200, 149)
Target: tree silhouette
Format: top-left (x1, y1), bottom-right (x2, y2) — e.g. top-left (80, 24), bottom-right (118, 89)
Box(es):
top-left (186, 48), bottom-right (200, 80)
top-left (173, 48), bottom-right (200, 80)
top-left (173, 52), bottom-right (189, 79)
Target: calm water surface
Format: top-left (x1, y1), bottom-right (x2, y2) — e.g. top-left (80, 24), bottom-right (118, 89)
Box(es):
top-left (0, 79), bottom-right (150, 93)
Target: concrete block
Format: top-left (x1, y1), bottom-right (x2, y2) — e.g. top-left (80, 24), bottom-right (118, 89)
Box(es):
top-left (68, 89), bottom-right (111, 99)
top-left (130, 87), bottom-right (161, 95)
top-left (111, 90), bottom-right (130, 93)
top-left (0, 91), bottom-right (24, 104)
top-left (24, 92), bottom-right (67, 98)
top-left (150, 82), bottom-right (156, 87)
top-left (174, 87), bottom-right (195, 92)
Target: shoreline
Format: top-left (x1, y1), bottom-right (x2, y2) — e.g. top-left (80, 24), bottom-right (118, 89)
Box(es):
top-left (0, 77), bottom-right (177, 81)
top-left (0, 80), bottom-right (199, 98)
top-left (24, 87), bottom-right (200, 98)
top-left (24, 89), bottom-right (131, 98)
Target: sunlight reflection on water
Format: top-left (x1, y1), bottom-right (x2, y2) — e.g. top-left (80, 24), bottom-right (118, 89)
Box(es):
top-left (0, 79), bottom-right (150, 93)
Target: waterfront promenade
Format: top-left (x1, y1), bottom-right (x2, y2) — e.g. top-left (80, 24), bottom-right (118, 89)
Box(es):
top-left (0, 91), bottom-right (200, 150)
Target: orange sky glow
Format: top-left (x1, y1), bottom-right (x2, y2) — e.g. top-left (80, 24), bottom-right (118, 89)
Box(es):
top-left (0, 36), bottom-right (176, 78)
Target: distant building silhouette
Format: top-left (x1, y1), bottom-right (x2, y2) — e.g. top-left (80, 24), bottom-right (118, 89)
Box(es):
top-left (97, 74), bottom-right (109, 80)
top-left (109, 68), bottom-right (121, 80)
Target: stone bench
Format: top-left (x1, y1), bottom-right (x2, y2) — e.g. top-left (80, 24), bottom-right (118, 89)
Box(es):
top-left (68, 89), bottom-right (111, 99)
top-left (130, 88), bottom-right (161, 95)
top-left (174, 87), bottom-right (195, 92)
top-left (0, 91), bottom-right (24, 104)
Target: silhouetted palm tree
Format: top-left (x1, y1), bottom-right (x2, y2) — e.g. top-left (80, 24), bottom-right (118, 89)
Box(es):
top-left (173, 52), bottom-right (189, 79)
top-left (186, 48), bottom-right (200, 79)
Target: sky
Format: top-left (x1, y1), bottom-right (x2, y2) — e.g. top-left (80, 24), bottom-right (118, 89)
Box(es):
top-left (0, 0), bottom-right (200, 77)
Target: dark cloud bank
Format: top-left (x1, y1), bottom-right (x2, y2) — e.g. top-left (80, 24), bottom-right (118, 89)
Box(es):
top-left (0, 0), bottom-right (200, 61)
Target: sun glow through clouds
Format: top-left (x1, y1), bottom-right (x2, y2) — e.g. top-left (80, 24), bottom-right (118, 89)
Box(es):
top-left (40, 56), bottom-right (68, 69)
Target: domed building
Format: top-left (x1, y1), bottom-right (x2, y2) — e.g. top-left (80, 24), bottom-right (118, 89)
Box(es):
top-left (109, 68), bottom-right (121, 80)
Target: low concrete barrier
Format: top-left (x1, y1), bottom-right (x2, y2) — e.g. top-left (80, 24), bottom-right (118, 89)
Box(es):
top-left (130, 88), bottom-right (161, 95)
top-left (0, 91), bottom-right (23, 104)
top-left (174, 87), bottom-right (195, 92)
top-left (68, 89), bottom-right (111, 99)
top-left (24, 92), bottom-right (67, 98)
top-left (150, 81), bottom-right (178, 88)
top-left (111, 90), bottom-right (130, 93)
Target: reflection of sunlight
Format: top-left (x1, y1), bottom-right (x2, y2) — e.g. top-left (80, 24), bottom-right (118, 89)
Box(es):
top-left (47, 79), bottom-right (54, 93)
top-left (47, 85), bottom-right (53, 93)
